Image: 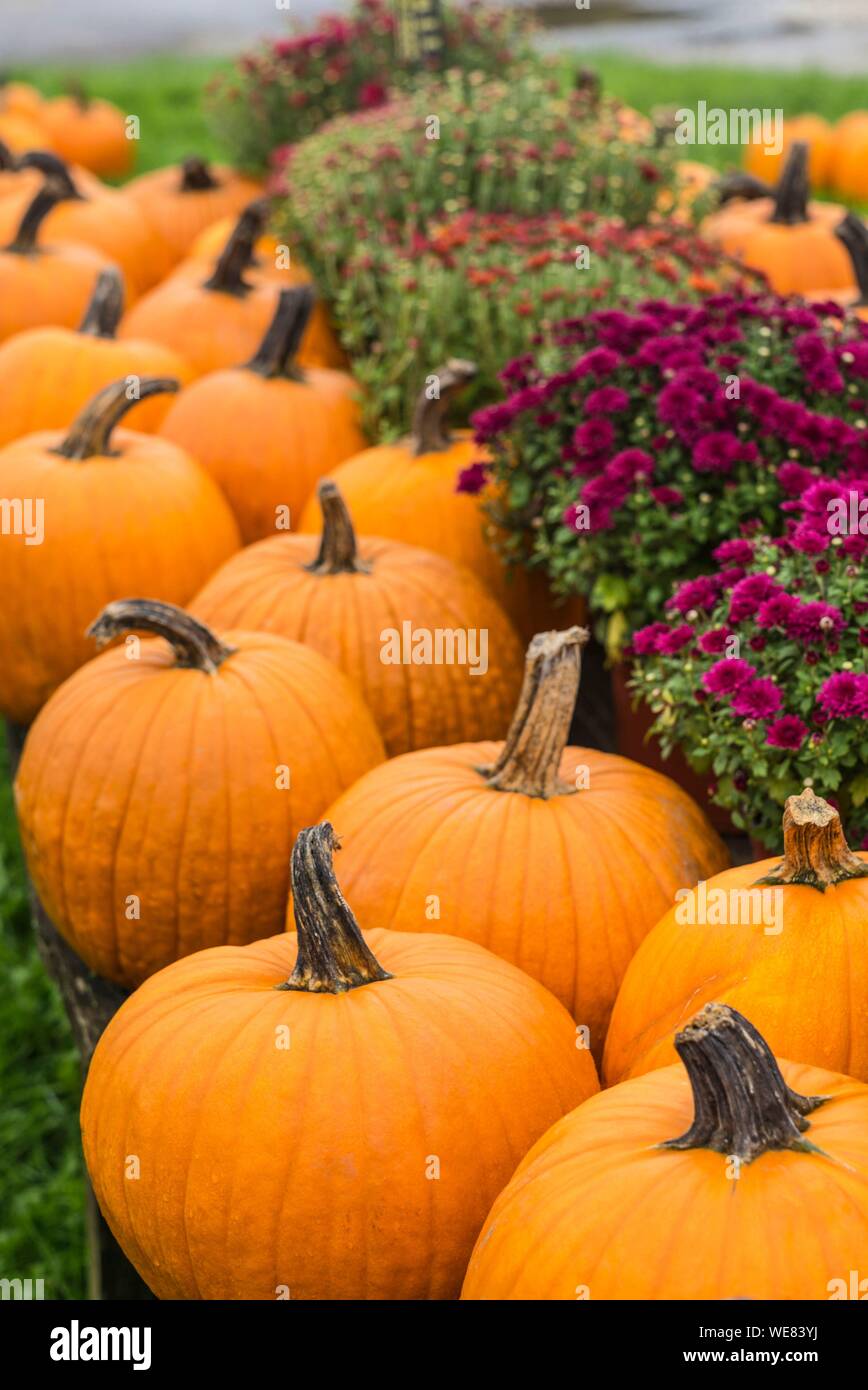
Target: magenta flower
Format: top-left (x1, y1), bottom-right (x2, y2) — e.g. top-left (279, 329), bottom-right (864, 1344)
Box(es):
top-left (756, 592), bottom-right (798, 628)
top-left (658, 624), bottom-right (694, 654)
top-left (728, 574), bottom-right (781, 622)
top-left (632, 622), bottom-right (670, 655)
top-left (668, 576), bottom-right (720, 615)
top-left (456, 461), bottom-right (489, 495)
top-left (692, 432), bottom-right (743, 475)
top-left (702, 658), bottom-right (757, 696)
top-left (698, 627), bottom-right (733, 655)
top-left (785, 601), bottom-right (846, 644)
top-left (765, 715), bottom-right (809, 750)
top-left (583, 386), bottom-right (630, 414)
top-left (573, 417), bottom-right (615, 456)
top-left (731, 677), bottom-right (783, 719)
top-left (713, 538), bottom-right (755, 566)
top-left (816, 672), bottom-right (868, 718)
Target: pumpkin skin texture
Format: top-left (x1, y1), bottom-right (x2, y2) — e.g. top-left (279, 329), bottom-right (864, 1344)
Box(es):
top-left (0, 269), bottom-right (193, 446)
top-left (743, 113), bottom-right (833, 188)
top-left (40, 93), bottom-right (132, 177)
top-left (321, 629), bottom-right (728, 1059)
top-left (16, 612), bottom-right (385, 988)
top-left (805, 211), bottom-right (868, 322)
top-left (463, 1004), bottom-right (868, 1301)
top-left (159, 288), bottom-right (364, 543)
top-left (604, 789), bottom-right (868, 1086)
top-left (0, 378), bottom-right (240, 723)
top-left (193, 480), bottom-right (524, 757)
top-left (0, 111), bottom-right (50, 155)
top-left (830, 111), bottom-right (868, 202)
top-left (299, 361), bottom-right (585, 642)
top-left (122, 158), bottom-right (262, 271)
top-left (80, 822), bottom-right (597, 1299)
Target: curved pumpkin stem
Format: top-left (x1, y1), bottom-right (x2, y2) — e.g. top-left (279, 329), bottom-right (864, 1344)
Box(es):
top-left (663, 1004), bottom-right (826, 1163)
top-left (54, 377), bottom-right (180, 459)
top-left (712, 170), bottom-right (773, 206)
top-left (5, 179), bottom-right (69, 255)
top-left (18, 151), bottom-right (83, 199)
top-left (411, 359), bottom-right (478, 455)
top-left (78, 268), bottom-right (125, 338)
top-left (0, 139), bottom-right (16, 171)
top-left (87, 598), bottom-right (236, 672)
top-left (480, 627), bottom-right (589, 798)
top-left (834, 213), bottom-right (868, 307)
top-left (245, 286), bottom-right (314, 380)
top-left (203, 199), bottom-right (268, 298)
top-left (280, 823), bottom-right (393, 994)
top-left (770, 141), bottom-right (810, 225)
top-left (754, 788), bottom-right (868, 892)
top-left (179, 156), bottom-right (220, 191)
top-left (306, 480), bottom-right (371, 575)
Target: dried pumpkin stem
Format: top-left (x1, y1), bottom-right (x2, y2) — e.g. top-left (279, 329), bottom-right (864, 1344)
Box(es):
top-left (712, 170), bottom-right (773, 206)
top-left (18, 151), bottom-right (83, 199)
top-left (54, 377), bottom-right (180, 459)
top-left (179, 156), bottom-right (220, 192)
top-left (411, 358), bottom-right (478, 454)
top-left (754, 788), bottom-right (868, 892)
top-left (0, 139), bottom-right (15, 172)
top-left (834, 213), bottom-right (868, 307)
top-left (246, 286), bottom-right (314, 380)
top-left (480, 627), bottom-right (589, 798)
top-left (5, 179), bottom-right (69, 254)
top-left (87, 598), bottom-right (235, 672)
top-left (770, 141), bottom-right (810, 225)
top-left (78, 268), bottom-right (125, 338)
top-left (280, 823), bottom-right (393, 993)
top-left (663, 1004), bottom-right (826, 1163)
top-left (203, 200), bottom-right (267, 298)
top-left (306, 480), bottom-right (371, 575)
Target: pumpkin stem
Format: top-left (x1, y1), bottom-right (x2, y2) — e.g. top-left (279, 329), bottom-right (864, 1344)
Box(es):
top-left (712, 170), bottom-right (773, 205)
top-left (305, 480), bottom-right (371, 575)
top-left (754, 788), bottom-right (868, 892)
top-left (663, 1004), bottom-right (826, 1163)
top-left (179, 156), bottom-right (220, 192)
top-left (411, 359), bottom-right (478, 455)
top-left (480, 627), bottom-right (590, 798)
top-left (78, 268), bottom-right (125, 338)
top-left (0, 139), bottom-right (17, 171)
top-left (834, 213), bottom-right (868, 307)
top-left (18, 151), bottom-right (83, 199)
top-left (5, 178), bottom-right (68, 254)
top-left (770, 141), bottom-right (810, 225)
top-left (54, 377), bottom-right (180, 460)
top-left (245, 286), bottom-right (314, 380)
top-left (87, 598), bottom-right (235, 673)
top-left (203, 200), bottom-right (267, 298)
top-left (280, 822), bottom-right (393, 993)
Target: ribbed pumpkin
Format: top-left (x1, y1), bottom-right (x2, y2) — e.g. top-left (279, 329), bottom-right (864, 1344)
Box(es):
top-left (743, 113), bottom-right (833, 188)
top-left (122, 157), bottom-right (262, 270)
top-left (829, 110), bottom-right (868, 202)
top-left (159, 288), bottom-right (364, 543)
top-left (16, 612), bottom-right (385, 987)
top-left (193, 480), bottom-right (524, 756)
top-left (0, 180), bottom-right (114, 341)
top-left (319, 627), bottom-right (728, 1059)
top-left (463, 1003), bottom-right (868, 1301)
top-left (80, 820), bottom-right (597, 1299)
top-left (40, 90), bottom-right (131, 177)
top-left (0, 269), bottom-right (194, 446)
top-left (604, 790), bottom-right (868, 1086)
top-left (0, 378), bottom-right (239, 723)
top-left (299, 362), bottom-right (586, 642)
top-left (702, 143), bottom-right (853, 294)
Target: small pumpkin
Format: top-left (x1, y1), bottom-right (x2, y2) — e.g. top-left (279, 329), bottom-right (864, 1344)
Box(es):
top-left (159, 287), bottom-right (364, 543)
top-left (80, 820), bottom-right (597, 1298)
top-left (0, 268), bottom-right (194, 447)
top-left (16, 610), bottom-right (385, 987)
top-left (0, 141), bottom-right (102, 203)
top-left (0, 110), bottom-right (50, 155)
top-left (0, 180), bottom-right (114, 341)
top-left (320, 627), bottom-right (728, 1058)
top-left (122, 156), bottom-right (262, 270)
top-left (702, 142), bottom-right (854, 294)
top-left (604, 789), bottom-right (868, 1085)
top-left (193, 479), bottom-right (524, 757)
top-left (463, 1003), bottom-right (868, 1301)
top-left (300, 362), bottom-right (585, 641)
top-left (829, 110), bottom-right (868, 203)
top-left (0, 377), bottom-right (240, 723)
top-left (743, 112), bottom-right (833, 188)
top-left (0, 81), bottom-right (44, 122)
top-left (40, 89), bottom-right (132, 177)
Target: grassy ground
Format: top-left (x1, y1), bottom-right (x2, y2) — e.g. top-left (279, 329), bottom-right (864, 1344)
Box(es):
top-left (2, 47), bottom-right (865, 1300)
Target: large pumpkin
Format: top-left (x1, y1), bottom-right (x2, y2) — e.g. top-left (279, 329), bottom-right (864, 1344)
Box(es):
top-left (0, 180), bottom-right (114, 341)
top-left (16, 608), bottom-right (385, 987)
top-left (159, 287), bottom-right (364, 542)
top-left (193, 479), bottom-right (524, 756)
top-left (299, 362), bottom-right (586, 641)
top-left (40, 90), bottom-right (132, 178)
top-left (122, 157), bottom-right (262, 270)
top-left (0, 377), bottom-right (240, 723)
top-left (80, 820), bottom-right (598, 1299)
top-left (829, 110), bottom-right (868, 203)
top-left (702, 142), bottom-right (854, 294)
top-left (463, 1003), bottom-right (868, 1301)
top-left (743, 112), bottom-right (833, 188)
top-left (0, 268), bottom-right (193, 446)
top-left (604, 789), bottom-right (868, 1085)
top-left (321, 627), bottom-right (728, 1059)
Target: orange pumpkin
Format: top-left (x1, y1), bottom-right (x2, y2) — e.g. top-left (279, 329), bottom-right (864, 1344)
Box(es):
top-left (463, 1004), bottom-right (868, 1301)
top-left (743, 113), bottom-right (833, 188)
top-left (0, 268), bottom-right (194, 447)
top-left (80, 820), bottom-right (598, 1298)
top-left (0, 110), bottom-right (50, 155)
top-left (0, 81), bottom-right (44, 122)
top-left (189, 214), bottom-right (284, 272)
top-left (193, 479), bottom-right (524, 756)
top-left (159, 287), bottom-right (364, 543)
top-left (40, 90), bottom-right (131, 178)
top-left (0, 377), bottom-right (240, 723)
top-left (122, 157), bottom-right (262, 271)
top-left (604, 790), bottom-right (868, 1085)
top-left (321, 627), bottom-right (728, 1060)
top-left (702, 142), bottom-right (854, 294)
top-left (829, 110), bottom-right (868, 202)
top-left (16, 609), bottom-right (386, 987)
top-left (805, 211), bottom-right (868, 320)
top-left (0, 180), bottom-right (114, 341)
top-left (299, 362), bottom-right (586, 641)
top-left (0, 145), bottom-right (103, 203)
